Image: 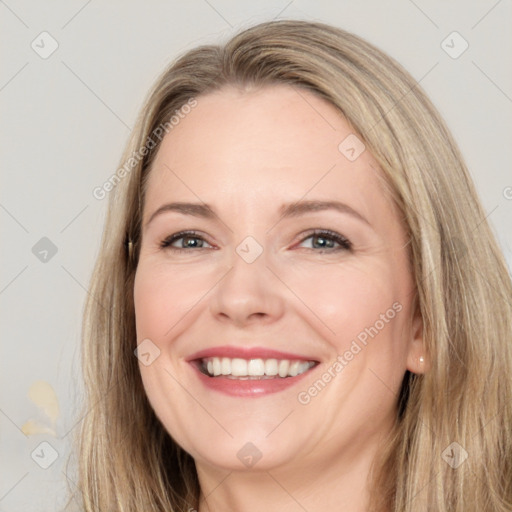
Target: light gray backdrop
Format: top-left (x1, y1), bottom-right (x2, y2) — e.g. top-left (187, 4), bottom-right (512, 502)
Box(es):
top-left (1, 1), bottom-right (511, 510)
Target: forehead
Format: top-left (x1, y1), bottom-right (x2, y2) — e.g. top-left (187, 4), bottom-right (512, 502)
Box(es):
top-left (144, 84), bottom-right (397, 227)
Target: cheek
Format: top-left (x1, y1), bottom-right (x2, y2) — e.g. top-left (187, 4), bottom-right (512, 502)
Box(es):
top-left (133, 261), bottom-right (214, 340)
top-left (285, 258), bottom-right (404, 346)
top-left (133, 267), bottom-right (173, 340)
top-left (291, 261), bottom-right (410, 416)
top-left (132, 262), bottom-right (209, 446)
top-left (284, 257), bottom-right (412, 404)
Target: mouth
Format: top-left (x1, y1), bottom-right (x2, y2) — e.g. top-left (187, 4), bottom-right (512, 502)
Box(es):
top-left (196, 356), bottom-right (317, 379)
top-left (186, 346), bottom-right (319, 397)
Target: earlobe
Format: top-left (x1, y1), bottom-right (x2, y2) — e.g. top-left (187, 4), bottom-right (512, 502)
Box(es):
top-left (409, 353), bottom-right (428, 374)
top-left (406, 309), bottom-right (428, 374)
top-left (406, 350), bottom-right (428, 375)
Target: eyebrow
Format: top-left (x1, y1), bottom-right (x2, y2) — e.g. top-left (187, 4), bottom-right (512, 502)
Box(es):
top-left (145, 202), bottom-right (216, 229)
top-left (278, 200), bottom-right (370, 226)
top-left (144, 199), bottom-right (370, 229)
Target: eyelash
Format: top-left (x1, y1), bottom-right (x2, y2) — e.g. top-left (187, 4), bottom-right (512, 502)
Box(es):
top-left (159, 229), bottom-right (352, 253)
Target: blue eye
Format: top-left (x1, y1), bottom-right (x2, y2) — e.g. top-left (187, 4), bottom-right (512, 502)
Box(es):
top-left (160, 231), bottom-right (212, 251)
top-left (160, 229), bottom-right (352, 253)
top-left (297, 230), bottom-right (352, 252)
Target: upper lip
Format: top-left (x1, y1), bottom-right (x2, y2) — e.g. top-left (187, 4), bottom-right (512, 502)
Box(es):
top-left (186, 345), bottom-right (319, 362)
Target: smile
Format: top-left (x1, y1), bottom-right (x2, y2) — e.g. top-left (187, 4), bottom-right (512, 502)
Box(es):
top-left (201, 357), bottom-right (316, 379)
top-left (187, 346), bottom-right (320, 397)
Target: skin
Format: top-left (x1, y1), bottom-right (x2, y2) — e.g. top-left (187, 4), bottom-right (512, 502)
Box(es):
top-left (133, 84), bottom-right (425, 512)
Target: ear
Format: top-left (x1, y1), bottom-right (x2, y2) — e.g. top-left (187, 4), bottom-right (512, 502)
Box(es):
top-left (405, 307), bottom-right (428, 374)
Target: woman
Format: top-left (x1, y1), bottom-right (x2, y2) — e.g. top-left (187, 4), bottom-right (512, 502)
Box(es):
top-left (75, 19), bottom-right (512, 511)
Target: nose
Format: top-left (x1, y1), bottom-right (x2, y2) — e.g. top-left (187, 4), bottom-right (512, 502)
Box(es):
top-left (209, 247), bottom-right (285, 328)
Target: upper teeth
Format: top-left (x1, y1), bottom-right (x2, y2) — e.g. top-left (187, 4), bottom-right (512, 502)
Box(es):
top-left (203, 357), bottom-right (315, 378)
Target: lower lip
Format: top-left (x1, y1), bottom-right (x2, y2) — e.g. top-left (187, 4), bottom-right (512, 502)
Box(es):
top-left (190, 363), bottom-right (315, 397)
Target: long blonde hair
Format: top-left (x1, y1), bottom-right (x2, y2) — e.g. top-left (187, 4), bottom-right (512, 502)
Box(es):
top-left (74, 19), bottom-right (512, 511)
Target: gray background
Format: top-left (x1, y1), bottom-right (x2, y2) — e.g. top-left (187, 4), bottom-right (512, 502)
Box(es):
top-left (1, 1), bottom-right (511, 510)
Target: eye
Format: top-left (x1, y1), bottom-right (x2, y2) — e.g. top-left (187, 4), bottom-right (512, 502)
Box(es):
top-left (159, 229), bottom-right (351, 253)
top-left (296, 229), bottom-right (352, 252)
top-left (160, 230), bottom-right (214, 251)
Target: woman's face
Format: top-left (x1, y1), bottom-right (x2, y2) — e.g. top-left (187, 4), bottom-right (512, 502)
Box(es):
top-left (134, 84), bottom-right (423, 474)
